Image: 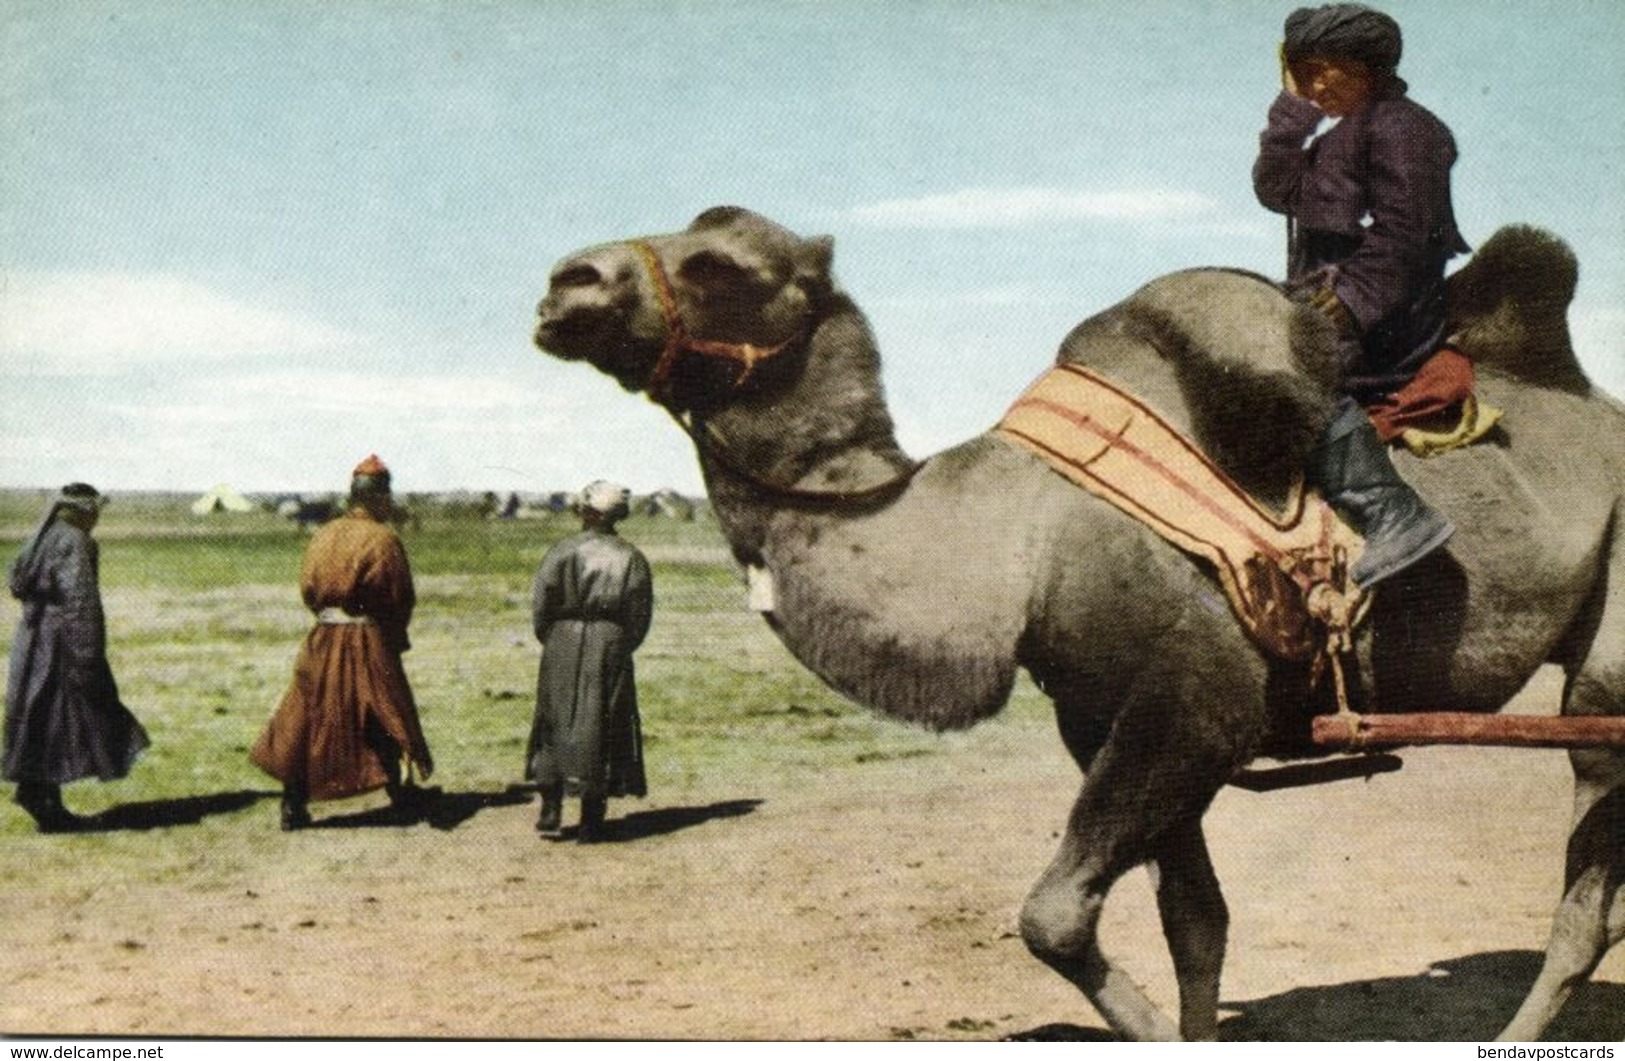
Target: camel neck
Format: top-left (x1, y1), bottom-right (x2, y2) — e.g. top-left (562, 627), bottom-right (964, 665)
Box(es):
top-left (678, 295), bottom-right (913, 564)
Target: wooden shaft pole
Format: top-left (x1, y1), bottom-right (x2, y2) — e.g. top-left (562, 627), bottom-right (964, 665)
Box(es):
top-left (1311, 712), bottom-right (1625, 751)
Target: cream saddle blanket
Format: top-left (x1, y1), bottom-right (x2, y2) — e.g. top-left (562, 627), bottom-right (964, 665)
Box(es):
top-left (996, 364), bottom-right (1366, 661)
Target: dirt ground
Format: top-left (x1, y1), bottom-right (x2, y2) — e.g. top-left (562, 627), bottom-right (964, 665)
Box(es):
top-left (3, 670), bottom-right (1622, 1042)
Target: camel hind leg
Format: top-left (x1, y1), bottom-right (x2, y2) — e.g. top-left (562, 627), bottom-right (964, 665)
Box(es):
top-left (1498, 526), bottom-right (1625, 1041)
top-left (1498, 749), bottom-right (1625, 1041)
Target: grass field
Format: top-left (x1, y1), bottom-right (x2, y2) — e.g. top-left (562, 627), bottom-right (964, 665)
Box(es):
top-left (0, 490), bottom-right (1070, 1039)
top-left (0, 490), bottom-right (1048, 837)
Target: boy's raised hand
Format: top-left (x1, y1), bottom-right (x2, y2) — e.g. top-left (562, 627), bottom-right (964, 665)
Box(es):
top-left (1279, 43), bottom-right (1301, 96)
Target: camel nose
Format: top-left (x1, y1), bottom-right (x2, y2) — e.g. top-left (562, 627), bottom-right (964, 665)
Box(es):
top-left (537, 255), bottom-right (602, 324)
top-left (536, 244), bottom-right (644, 351)
top-left (549, 259), bottom-right (607, 292)
top-left (539, 243), bottom-right (642, 318)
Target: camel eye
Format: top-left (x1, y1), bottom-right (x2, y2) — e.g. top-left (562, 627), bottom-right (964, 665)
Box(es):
top-left (677, 250), bottom-right (758, 294)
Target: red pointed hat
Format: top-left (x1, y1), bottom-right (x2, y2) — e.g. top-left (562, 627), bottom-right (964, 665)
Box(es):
top-left (352, 453), bottom-right (390, 477)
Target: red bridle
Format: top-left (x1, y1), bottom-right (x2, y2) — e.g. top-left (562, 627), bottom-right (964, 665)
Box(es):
top-left (630, 240), bottom-right (923, 507)
top-left (631, 240), bottom-right (797, 406)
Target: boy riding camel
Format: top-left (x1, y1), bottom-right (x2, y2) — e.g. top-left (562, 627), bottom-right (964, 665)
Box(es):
top-left (1253, 3), bottom-right (1471, 588)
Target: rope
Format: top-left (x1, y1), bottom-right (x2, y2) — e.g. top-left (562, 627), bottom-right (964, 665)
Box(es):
top-left (669, 409), bottom-right (923, 509)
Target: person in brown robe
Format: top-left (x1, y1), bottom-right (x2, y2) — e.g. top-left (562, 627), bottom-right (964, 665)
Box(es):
top-left (251, 455), bottom-right (434, 830)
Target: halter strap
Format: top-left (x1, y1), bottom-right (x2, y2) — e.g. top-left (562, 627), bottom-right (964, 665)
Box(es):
top-left (633, 240), bottom-right (921, 507)
top-left (631, 240), bottom-right (796, 405)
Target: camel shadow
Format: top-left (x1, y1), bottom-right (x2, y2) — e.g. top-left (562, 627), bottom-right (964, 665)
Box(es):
top-left (75, 789), bottom-right (276, 832)
top-left (1219, 951), bottom-right (1625, 1042)
top-left (1004, 1024), bottom-right (1119, 1042)
top-left (548, 798), bottom-right (764, 844)
top-left (313, 785), bottom-right (532, 832)
top-left (1008, 952), bottom-right (1625, 1041)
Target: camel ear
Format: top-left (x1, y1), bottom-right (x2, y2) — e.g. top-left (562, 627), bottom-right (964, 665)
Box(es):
top-left (798, 235), bottom-right (834, 283)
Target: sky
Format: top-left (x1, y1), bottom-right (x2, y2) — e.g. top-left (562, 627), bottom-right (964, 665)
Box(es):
top-left (2, 0), bottom-right (1621, 496)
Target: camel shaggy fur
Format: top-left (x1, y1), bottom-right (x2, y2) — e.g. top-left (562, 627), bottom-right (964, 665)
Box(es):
top-left (532, 206), bottom-right (1625, 1041)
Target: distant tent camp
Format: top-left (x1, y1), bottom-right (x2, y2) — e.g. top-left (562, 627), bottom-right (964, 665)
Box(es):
top-left (645, 488), bottom-right (696, 521)
top-left (191, 483), bottom-right (254, 516)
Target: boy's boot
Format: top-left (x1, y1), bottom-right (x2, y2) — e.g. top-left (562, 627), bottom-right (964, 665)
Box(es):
top-left (1310, 399), bottom-right (1454, 588)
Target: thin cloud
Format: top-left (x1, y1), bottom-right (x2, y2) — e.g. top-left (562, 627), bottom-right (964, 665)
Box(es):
top-left (0, 270), bottom-right (360, 373)
top-left (845, 186), bottom-right (1217, 229)
top-left (210, 369), bottom-right (556, 415)
top-left (871, 284), bottom-right (1047, 310)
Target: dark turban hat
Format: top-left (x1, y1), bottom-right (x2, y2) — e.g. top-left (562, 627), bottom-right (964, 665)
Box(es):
top-left (1283, 3), bottom-right (1403, 73)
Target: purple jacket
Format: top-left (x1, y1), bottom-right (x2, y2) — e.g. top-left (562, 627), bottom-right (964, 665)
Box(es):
top-left (1253, 82), bottom-right (1470, 399)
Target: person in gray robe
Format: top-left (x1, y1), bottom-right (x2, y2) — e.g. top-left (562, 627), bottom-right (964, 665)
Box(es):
top-left (5, 483), bottom-right (149, 832)
top-left (526, 480), bottom-right (653, 842)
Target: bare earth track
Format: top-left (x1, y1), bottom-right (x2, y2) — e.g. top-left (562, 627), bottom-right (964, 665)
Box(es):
top-left (3, 665), bottom-right (1621, 1041)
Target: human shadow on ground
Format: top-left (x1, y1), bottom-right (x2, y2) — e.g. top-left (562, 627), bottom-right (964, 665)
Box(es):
top-left (544, 799), bottom-right (764, 844)
top-left (312, 785), bottom-right (532, 832)
top-left (74, 789), bottom-right (277, 832)
top-left (1007, 951), bottom-right (1625, 1041)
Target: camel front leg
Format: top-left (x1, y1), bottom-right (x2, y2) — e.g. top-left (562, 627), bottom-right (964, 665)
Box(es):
top-left (1020, 803), bottom-right (1180, 1040)
top-left (1151, 817), bottom-right (1229, 1041)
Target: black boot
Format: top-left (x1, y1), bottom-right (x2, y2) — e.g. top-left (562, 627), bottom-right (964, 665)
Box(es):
top-left (16, 781), bottom-right (82, 834)
top-left (577, 795), bottom-right (607, 844)
top-left (535, 783), bottom-right (563, 838)
top-left (382, 755), bottom-right (434, 821)
top-left (1310, 400), bottom-right (1454, 589)
top-left (280, 783), bottom-right (312, 832)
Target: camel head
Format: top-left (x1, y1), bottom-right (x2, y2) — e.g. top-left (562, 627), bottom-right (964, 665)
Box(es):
top-left (535, 206), bottom-right (835, 413)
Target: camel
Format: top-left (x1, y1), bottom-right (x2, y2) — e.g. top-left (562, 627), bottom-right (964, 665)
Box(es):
top-left (531, 206), bottom-right (1625, 1041)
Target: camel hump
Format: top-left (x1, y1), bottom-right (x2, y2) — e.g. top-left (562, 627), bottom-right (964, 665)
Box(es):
top-left (1058, 267), bottom-right (1343, 506)
top-left (1447, 225), bottom-right (1590, 393)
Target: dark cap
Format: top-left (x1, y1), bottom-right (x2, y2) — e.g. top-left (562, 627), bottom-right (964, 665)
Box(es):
top-left (57, 482), bottom-right (104, 511)
top-left (1284, 3), bottom-right (1402, 73)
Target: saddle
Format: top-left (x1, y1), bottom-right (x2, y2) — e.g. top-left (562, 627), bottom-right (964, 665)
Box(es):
top-left (996, 363), bottom-right (1367, 665)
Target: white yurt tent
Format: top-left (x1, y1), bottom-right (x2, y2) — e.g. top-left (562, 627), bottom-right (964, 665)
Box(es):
top-left (191, 483), bottom-right (254, 516)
